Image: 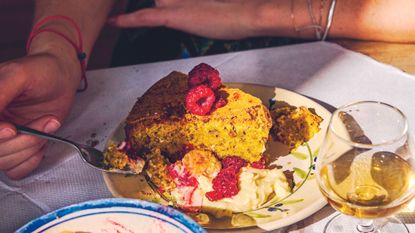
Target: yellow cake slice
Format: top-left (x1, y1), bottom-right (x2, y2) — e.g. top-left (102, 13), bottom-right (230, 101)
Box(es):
top-left (270, 101), bottom-right (323, 151)
top-left (125, 71), bottom-right (272, 163)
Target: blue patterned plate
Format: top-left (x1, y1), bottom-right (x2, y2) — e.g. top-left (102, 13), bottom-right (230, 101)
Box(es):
top-left (16, 198), bottom-right (206, 233)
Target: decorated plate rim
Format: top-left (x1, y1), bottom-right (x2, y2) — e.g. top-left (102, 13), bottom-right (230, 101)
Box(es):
top-left (16, 198), bottom-right (206, 233)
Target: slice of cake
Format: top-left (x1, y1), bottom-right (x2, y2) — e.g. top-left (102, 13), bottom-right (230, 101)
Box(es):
top-left (103, 63), bottom-right (324, 221)
top-left (270, 101), bottom-right (323, 151)
top-left (125, 71), bottom-right (272, 163)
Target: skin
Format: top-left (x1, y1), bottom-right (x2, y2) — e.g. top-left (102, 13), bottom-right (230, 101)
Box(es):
top-left (1, 0), bottom-right (414, 180)
top-left (0, 0), bottom-right (115, 179)
top-left (109, 0), bottom-right (415, 42)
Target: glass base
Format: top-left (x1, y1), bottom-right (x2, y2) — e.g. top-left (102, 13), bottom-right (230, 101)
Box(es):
top-left (323, 213), bottom-right (410, 233)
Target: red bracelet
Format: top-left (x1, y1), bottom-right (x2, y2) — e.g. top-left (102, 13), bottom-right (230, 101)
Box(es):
top-left (26, 15), bottom-right (88, 92)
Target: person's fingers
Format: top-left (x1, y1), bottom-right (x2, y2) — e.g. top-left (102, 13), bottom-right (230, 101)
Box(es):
top-left (0, 122), bottom-right (16, 141)
top-left (0, 63), bottom-right (28, 113)
top-left (0, 142), bottom-right (45, 170)
top-left (108, 8), bottom-right (169, 28)
top-left (5, 147), bottom-right (45, 180)
top-left (108, 2), bottom-right (242, 39)
top-left (0, 116), bottom-right (60, 156)
top-left (0, 62), bottom-right (29, 142)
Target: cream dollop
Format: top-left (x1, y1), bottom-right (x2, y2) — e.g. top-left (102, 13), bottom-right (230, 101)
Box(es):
top-left (170, 166), bottom-right (291, 218)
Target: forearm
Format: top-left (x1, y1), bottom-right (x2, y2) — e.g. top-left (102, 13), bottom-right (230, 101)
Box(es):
top-left (332, 0), bottom-right (415, 42)
top-left (256, 0), bottom-right (415, 43)
top-left (28, 0), bottom-right (115, 90)
top-left (32, 0), bottom-right (115, 57)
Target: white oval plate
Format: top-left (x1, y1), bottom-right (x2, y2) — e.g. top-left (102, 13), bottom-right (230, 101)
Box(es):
top-left (16, 198), bottom-right (206, 233)
top-left (102, 84), bottom-right (331, 231)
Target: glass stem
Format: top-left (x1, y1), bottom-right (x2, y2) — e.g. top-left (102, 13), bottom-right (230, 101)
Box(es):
top-left (356, 219), bottom-right (375, 233)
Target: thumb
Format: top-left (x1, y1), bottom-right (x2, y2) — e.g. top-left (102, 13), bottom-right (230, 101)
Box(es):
top-left (0, 115), bottom-right (60, 157)
top-left (23, 115), bottom-right (61, 134)
top-left (0, 115), bottom-right (61, 143)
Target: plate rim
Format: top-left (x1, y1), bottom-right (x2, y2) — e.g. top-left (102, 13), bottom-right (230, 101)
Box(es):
top-left (16, 198), bottom-right (206, 233)
top-left (102, 83), bottom-right (332, 231)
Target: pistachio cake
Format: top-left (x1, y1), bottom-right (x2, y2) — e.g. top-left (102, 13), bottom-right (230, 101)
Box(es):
top-left (125, 71), bottom-right (272, 163)
top-left (270, 101), bottom-right (323, 151)
top-left (103, 63), bottom-right (322, 220)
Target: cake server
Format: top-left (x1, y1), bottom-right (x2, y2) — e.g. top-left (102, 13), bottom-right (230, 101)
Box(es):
top-left (15, 124), bottom-right (138, 175)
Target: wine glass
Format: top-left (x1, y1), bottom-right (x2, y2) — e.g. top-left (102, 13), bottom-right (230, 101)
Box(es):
top-left (316, 101), bottom-right (415, 233)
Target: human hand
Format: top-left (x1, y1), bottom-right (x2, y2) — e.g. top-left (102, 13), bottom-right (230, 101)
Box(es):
top-left (108, 0), bottom-right (271, 40)
top-left (0, 47), bottom-right (81, 180)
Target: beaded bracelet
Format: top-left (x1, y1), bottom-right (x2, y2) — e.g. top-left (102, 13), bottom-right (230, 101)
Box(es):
top-left (26, 15), bottom-right (88, 92)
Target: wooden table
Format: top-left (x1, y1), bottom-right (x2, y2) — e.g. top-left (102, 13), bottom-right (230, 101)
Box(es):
top-left (334, 40), bottom-right (415, 75)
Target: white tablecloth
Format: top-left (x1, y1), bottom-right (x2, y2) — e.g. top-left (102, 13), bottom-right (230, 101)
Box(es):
top-left (1, 42), bottom-right (415, 233)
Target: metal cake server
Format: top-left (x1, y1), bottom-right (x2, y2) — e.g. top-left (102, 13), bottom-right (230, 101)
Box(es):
top-left (15, 124), bottom-right (137, 175)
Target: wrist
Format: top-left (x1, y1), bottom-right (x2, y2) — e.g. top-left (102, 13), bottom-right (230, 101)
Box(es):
top-left (250, 0), bottom-right (326, 39)
top-left (26, 15), bottom-right (87, 91)
top-left (28, 28), bottom-right (84, 92)
top-left (249, 1), bottom-right (293, 37)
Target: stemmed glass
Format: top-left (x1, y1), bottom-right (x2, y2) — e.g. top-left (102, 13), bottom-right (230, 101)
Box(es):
top-left (316, 101), bottom-right (415, 233)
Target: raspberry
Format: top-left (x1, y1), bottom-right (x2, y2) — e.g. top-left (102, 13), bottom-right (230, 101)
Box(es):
top-left (168, 164), bottom-right (198, 187)
top-left (251, 159), bottom-right (266, 169)
top-left (205, 190), bottom-right (223, 201)
top-left (185, 85), bottom-right (216, 115)
top-left (222, 156), bottom-right (247, 170)
top-left (206, 167), bottom-right (239, 201)
top-left (167, 164), bottom-right (179, 179)
top-left (188, 63), bottom-right (222, 90)
top-left (212, 168), bottom-right (238, 191)
top-left (214, 96), bottom-right (227, 109)
top-left (180, 175), bottom-right (198, 187)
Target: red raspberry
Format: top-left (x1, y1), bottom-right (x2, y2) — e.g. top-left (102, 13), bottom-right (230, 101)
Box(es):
top-left (222, 156), bottom-right (247, 170)
top-left (168, 164), bottom-right (198, 187)
top-left (251, 158), bottom-right (266, 169)
top-left (214, 96), bottom-right (227, 109)
top-left (167, 164), bottom-right (179, 179)
top-left (188, 63), bottom-right (222, 90)
top-left (205, 190), bottom-right (223, 201)
top-left (212, 169), bottom-right (238, 192)
top-left (185, 85), bottom-right (216, 115)
top-left (206, 167), bottom-right (239, 201)
top-left (179, 174), bottom-right (198, 187)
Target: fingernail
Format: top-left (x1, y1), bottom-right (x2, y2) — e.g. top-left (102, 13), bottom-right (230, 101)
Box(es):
top-left (44, 119), bottom-right (61, 133)
top-left (0, 128), bottom-right (15, 140)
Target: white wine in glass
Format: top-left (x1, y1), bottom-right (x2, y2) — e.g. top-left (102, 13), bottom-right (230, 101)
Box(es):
top-left (316, 101), bottom-right (415, 233)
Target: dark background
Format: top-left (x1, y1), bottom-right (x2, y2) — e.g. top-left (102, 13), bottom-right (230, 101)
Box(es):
top-left (0, 0), bottom-right (127, 69)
